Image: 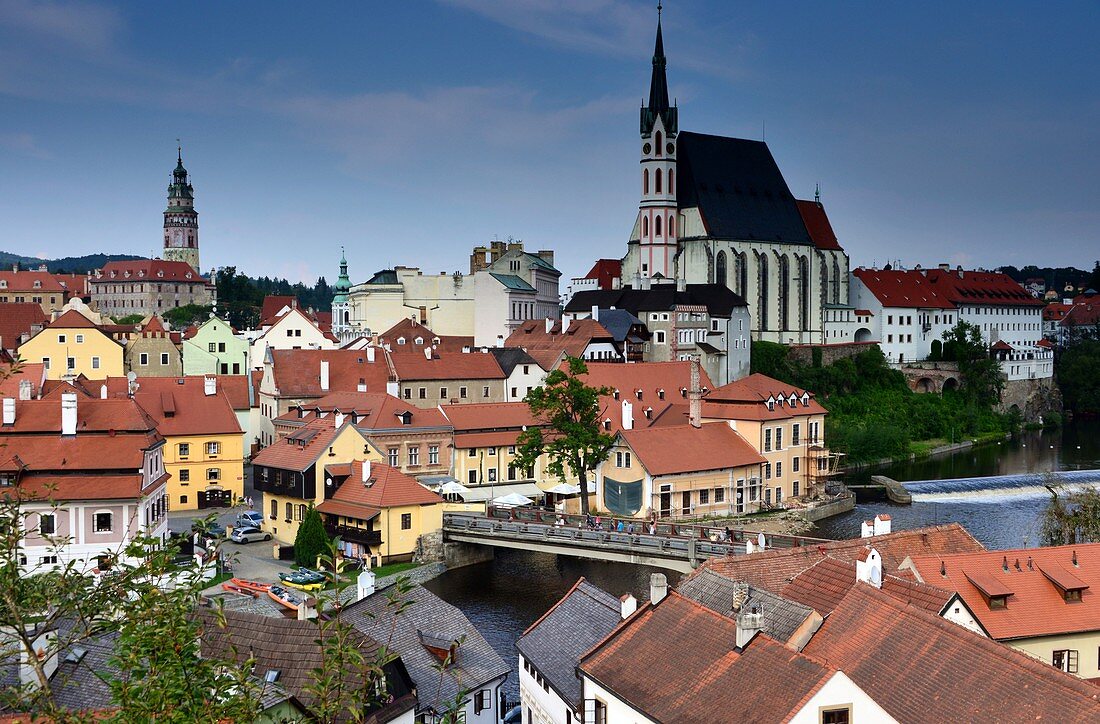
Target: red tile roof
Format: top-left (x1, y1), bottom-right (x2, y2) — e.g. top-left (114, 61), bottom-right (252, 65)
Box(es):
top-left (855, 267), bottom-right (1043, 310)
top-left (0, 303), bottom-right (48, 351)
top-left (802, 584), bottom-right (1100, 722)
top-left (326, 461), bottom-right (442, 509)
top-left (0, 269), bottom-right (67, 292)
top-left (795, 200), bottom-right (842, 251)
top-left (377, 318), bottom-right (473, 352)
top-left (781, 556), bottom-right (953, 616)
top-left (579, 593), bottom-right (838, 724)
top-left (251, 418), bottom-right (358, 472)
top-left (505, 318), bottom-right (614, 364)
top-left (579, 259), bottom-right (622, 290)
top-left (268, 349), bottom-right (391, 398)
top-left (439, 402), bottom-right (539, 432)
top-left (260, 295), bottom-right (298, 325)
top-left (93, 259), bottom-right (205, 283)
top-left (104, 376), bottom-right (241, 436)
top-left (0, 362), bottom-right (45, 398)
top-left (706, 373), bottom-right (828, 418)
top-left (1044, 302), bottom-right (1072, 321)
top-left (45, 309), bottom-right (99, 329)
top-left (692, 523), bottom-right (985, 593)
top-left (280, 391), bottom-right (450, 430)
top-left (389, 349), bottom-right (505, 381)
top-left (10, 472), bottom-right (153, 501)
top-left (1063, 301), bottom-right (1100, 328)
top-left (908, 543), bottom-right (1100, 640)
top-left (621, 422), bottom-right (765, 476)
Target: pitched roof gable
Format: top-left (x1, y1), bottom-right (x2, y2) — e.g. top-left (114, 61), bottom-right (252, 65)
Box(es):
top-left (621, 423), bottom-right (765, 476)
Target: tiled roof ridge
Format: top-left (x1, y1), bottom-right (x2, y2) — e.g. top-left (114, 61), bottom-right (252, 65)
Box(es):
top-left (911, 541), bottom-right (1100, 566)
top-left (840, 584), bottom-right (1100, 701)
top-left (576, 600), bottom-right (654, 668)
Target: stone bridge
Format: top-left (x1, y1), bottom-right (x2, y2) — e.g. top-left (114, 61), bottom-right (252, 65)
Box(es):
top-left (441, 509), bottom-right (830, 574)
top-left (897, 362), bottom-right (961, 394)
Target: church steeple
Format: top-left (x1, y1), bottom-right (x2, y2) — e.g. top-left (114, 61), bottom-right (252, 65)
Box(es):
top-left (331, 247), bottom-right (354, 341)
top-left (641, 4), bottom-right (677, 136)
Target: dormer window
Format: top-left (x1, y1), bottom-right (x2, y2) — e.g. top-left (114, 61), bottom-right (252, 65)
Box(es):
top-left (657, 388), bottom-right (665, 400)
top-left (612, 389), bottom-right (619, 400)
top-left (789, 394), bottom-right (797, 406)
top-left (766, 398), bottom-right (775, 411)
top-left (964, 570), bottom-right (1014, 610)
top-left (414, 337), bottom-right (424, 345)
top-left (33, 280), bottom-right (41, 289)
top-left (397, 337), bottom-right (406, 345)
top-left (634, 389), bottom-right (643, 400)
top-left (801, 393), bottom-right (810, 406)
top-left (1039, 564), bottom-right (1089, 603)
top-left (603, 418), bottom-right (612, 430)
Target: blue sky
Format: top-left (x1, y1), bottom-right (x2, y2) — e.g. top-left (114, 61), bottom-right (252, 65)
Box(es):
top-left (1, 1), bottom-right (1097, 284)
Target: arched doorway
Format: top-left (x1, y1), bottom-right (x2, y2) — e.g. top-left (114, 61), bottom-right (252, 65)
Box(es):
top-left (855, 328), bottom-right (873, 343)
top-left (916, 377), bottom-right (935, 394)
top-left (942, 377), bottom-right (960, 393)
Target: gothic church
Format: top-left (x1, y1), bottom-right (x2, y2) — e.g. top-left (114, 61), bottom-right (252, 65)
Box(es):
top-left (621, 11), bottom-right (851, 344)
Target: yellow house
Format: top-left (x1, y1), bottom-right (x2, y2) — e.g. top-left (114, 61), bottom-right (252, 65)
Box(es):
top-left (19, 310), bottom-right (124, 381)
top-left (106, 375), bottom-right (244, 511)
top-left (317, 460), bottom-right (444, 565)
top-left (595, 422), bottom-right (765, 519)
top-left (251, 417), bottom-right (381, 544)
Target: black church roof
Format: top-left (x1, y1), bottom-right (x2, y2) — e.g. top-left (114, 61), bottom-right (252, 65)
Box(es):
top-left (564, 284), bottom-right (747, 317)
top-left (676, 131), bottom-right (813, 245)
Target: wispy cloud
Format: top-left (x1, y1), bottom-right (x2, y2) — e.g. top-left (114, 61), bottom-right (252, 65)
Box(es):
top-left (439, 0), bottom-right (754, 80)
top-left (0, 0), bottom-right (122, 52)
top-left (0, 131), bottom-right (51, 159)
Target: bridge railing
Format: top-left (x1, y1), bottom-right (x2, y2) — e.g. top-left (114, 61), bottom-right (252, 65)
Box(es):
top-left (478, 505), bottom-right (827, 550)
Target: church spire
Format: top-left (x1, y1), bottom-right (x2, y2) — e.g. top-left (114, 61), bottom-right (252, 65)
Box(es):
top-left (640, 4), bottom-right (677, 136)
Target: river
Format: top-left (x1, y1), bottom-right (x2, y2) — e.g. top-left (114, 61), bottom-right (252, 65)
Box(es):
top-left (814, 418), bottom-right (1100, 549)
top-left (424, 418), bottom-right (1100, 701)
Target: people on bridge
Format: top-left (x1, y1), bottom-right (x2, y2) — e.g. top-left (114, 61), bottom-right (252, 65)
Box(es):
top-left (627, 522), bottom-right (635, 535)
top-left (616, 520), bottom-right (625, 533)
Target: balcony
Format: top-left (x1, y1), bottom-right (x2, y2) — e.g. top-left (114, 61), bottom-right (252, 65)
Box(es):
top-left (324, 523), bottom-right (381, 547)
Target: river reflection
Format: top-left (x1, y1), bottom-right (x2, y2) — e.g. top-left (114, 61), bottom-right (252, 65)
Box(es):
top-left (423, 548), bottom-right (681, 700)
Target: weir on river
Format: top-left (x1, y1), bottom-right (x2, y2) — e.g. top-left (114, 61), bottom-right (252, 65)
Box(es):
top-left (901, 468), bottom-right (1100, 502)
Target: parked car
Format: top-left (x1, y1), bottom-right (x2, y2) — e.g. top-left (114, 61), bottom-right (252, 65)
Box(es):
top-left (229, 526), bottom-right (272, 544)
top-left (191, 519), bottom-right (226, 538)
top-left (235, 510), bottom-right (264, 528)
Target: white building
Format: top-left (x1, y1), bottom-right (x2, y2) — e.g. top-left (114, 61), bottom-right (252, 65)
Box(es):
top-left (852, 265), bottom-right (1051, 379)
top-left (248, 305), bottom-right (336, 369)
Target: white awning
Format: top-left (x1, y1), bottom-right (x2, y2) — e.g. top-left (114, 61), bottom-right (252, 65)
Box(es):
top-left (459, 482), bottom-right (545, 503)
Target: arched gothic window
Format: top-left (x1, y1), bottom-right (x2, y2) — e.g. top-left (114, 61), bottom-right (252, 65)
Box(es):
top-left (716, 251), bottom-right (728, 286)
top-left (642, 216), bottom-right (649, 238)
top-left (655, 215), bottom-right (663, 237)
top-left (643, 169), bottom-right (649, 195)
top-left (758, 254), bottom-right (770, 331)
top-left (668, 168), bottom-right (674, 195)
top-left (667, 214), bottom-right (675, 238)
top-left (656, 131), bottom-right (663, 156)
top-left (832, 258), bottom-right (841, 304)
top-left (655, 169), bottom-right (663, 194)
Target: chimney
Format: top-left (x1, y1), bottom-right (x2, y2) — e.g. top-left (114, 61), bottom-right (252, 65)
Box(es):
top-left (620, 593), bottom-right (637, 619)
top-left (649, 573), bottom-right (668, 604)
top-left (676, 276), bottom-right (686, 292)
top-left (61, 393), bottom-right (78, 436)
top-left (204, 376), bottom-right (216, 396)
top-left (537, 249), bottom-right (554, 267)
top-left (860, 519), bottom-right (874, 538)
top-left (320, 360), bottom-right (330, 392)
top-left (17, 380), bottom-right (32, 401)
top-left (688, 359), bottom-right (702, 428)
top-left (297, 597), bottom-right (319, 621)
top-left (938, 263), bottom-right (950, 271)
top-left (356, 380), bottom-right (367, 393)
top-left (855, 547), bottom-right (882, 588)
top-left (99, 384), bottom-right (107, 400)
top-left (334, 412), bottom-right (346, 428)
top-left (545, 317), bottom-right (553, 334)
top-left (496, 335), bottom-right (504, 348)
top-left (873, 514), bottom-right (892, 535)
top-left (591, 305), bottom-right (599, 322)
top-left (735, 607), bottom-right (764, 650)
top-left (362, 459), bottom-right (372, 482)
top-left (562, 317), bottom-right (571, 334)
top-left (2, 398), bottom-right (14, 426)
top-left (424, 347), bottom-right (432, 361)
top-left (357, 570), bottom-right (376, 601)
top-left (365, 346), bottom-right (376, 363)
top-left (621, 400), bottom-right (633, 430)
top-left (386, 380), bottom-right (399, 397)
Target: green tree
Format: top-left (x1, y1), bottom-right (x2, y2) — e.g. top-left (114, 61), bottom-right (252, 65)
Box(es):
top-left (1088, 260), bottom-right (1100, 292)
top-left (112, 313), bottom-right (145, 325)
top-left (514, 357), bottom-right (614, 516)
top-left (941, 321), bottom-right (1004, 406)
top-left (1040, 475), bottom-right (1100, 546)
top-left (295, 504), bottom-right (331, 567)
top-left (163, 303), bottom-right (213, 329)
top-left (1058, 340), bottom-right (1100, 414)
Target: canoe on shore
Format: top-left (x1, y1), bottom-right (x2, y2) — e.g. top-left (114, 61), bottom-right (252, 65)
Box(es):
top-left (267, 585), bottom-right (305, 612)
top-left (222, 582), bottom-right (258, 598)
top-left (230, 578), bottom-right (271, 593)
